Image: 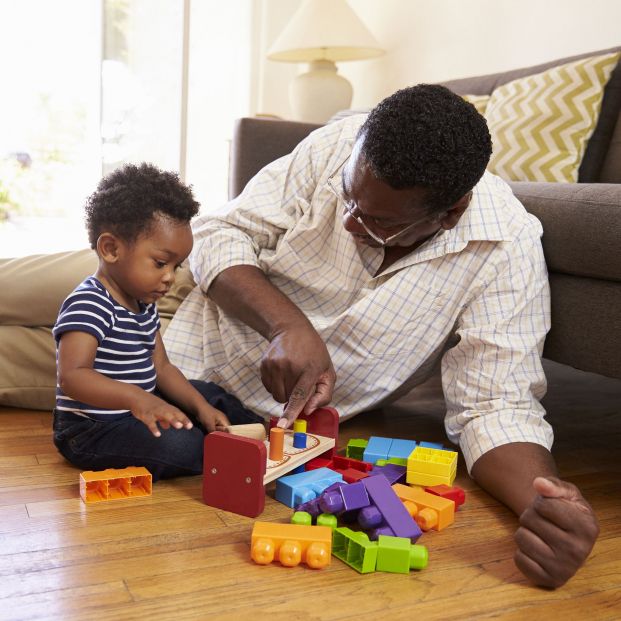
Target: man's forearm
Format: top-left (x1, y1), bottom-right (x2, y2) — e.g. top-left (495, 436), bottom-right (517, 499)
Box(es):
top-left (207, 264), bottom-right (312, 340)
top-left (470, 442), bottom-right (558, 515)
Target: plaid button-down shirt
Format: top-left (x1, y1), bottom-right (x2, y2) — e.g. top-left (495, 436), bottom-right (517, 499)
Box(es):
top-left (164, 115), bottom-right (553, 472)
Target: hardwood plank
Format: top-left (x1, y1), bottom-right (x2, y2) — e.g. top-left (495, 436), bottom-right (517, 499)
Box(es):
top-left (0, 581), bottom-right (131, 621)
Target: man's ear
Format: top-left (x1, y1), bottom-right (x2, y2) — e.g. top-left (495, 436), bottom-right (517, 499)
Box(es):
top-left (439, 191), bottom-right (472, 230)
top-left (96, 233), bottom-right (121, 264)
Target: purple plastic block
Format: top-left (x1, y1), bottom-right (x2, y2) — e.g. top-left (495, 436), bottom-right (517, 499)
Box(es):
top-left (319, 490), bottom-right (344, 514)
top-left (362, 474), bottom-right (422, 542)
top-left (295, 497), bottom-right (322, 516)
top-left (369, 526), bottom-right (395, 540)
top-left (340, 481), bottom-right (370, 511)
top-left (358, 505), bottom-right (383, 529)
top-left (323, 481), bottom-right (347, 494)
top-left (369, 463), bottom-right (407, 485)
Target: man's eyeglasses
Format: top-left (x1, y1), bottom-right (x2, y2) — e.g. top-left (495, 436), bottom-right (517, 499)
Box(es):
top-left (326, 156), bottom-right (436, 246)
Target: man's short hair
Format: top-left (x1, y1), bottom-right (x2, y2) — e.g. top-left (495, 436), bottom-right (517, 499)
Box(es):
top-left (85, 162), bottom-right (200, 249)
top-left (358, 84), bottom-right (493, 212)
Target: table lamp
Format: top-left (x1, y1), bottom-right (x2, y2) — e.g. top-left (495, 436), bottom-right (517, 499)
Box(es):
top-left (267, 0), bottom-right (384, 123)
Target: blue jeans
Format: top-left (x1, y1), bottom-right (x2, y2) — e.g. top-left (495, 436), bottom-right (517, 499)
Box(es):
top-left (52, 380), bottom-right (265, 482)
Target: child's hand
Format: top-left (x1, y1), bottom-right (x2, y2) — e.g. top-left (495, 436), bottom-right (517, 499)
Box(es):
top-left (196, 405), bottom-right (231, 433)
top-left (131, 393), bottom-right (194, 437)
top-left (514, 476), bottom-right (599, 588)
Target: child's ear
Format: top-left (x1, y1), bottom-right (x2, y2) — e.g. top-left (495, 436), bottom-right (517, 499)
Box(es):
top-left (97, 233), bottom-right (121, 263)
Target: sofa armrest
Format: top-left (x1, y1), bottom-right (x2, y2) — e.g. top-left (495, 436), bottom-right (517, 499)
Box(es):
top-left (510, 181), bottom-right (621, 379)
top-left (229, 117), bottom-right (322, 199)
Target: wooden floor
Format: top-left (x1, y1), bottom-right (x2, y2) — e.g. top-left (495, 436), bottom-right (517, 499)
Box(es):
top-left (1, 362), bottom-right (620, 621)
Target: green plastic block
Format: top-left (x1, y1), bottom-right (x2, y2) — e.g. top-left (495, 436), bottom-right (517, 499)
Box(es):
top-left (346, 439), bottom-right (368, 461)
top-left (317, 513), bottom-right (338, 530)
top-left (376, 535), bottom-right (428, 573)
top-left (375, 457), bottom-right (407, 467)
top-left (291, 511), bottom-right (313, 526)
top-left (332, 527), bottom-right (378, 573)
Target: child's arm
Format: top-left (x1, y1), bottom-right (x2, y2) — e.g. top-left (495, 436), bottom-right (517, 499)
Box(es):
top-left (152, 332), bottom-right (231, 432)
top-left (57, 330), bottom-right (193, 437)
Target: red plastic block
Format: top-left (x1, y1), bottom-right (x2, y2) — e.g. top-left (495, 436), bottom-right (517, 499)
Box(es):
top-left (424, 484), bottom-right (466, 509)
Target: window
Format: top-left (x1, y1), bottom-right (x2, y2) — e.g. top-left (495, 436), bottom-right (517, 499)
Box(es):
top-left (0, 0), bottom-right (253, 257)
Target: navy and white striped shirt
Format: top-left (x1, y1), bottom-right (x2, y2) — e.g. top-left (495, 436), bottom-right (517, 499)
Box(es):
top-left (53, 276), bottom-right (160, 421)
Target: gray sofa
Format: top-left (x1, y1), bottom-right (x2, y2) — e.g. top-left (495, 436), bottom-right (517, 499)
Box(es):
top-left (229, 46), bottom-right (621, 382)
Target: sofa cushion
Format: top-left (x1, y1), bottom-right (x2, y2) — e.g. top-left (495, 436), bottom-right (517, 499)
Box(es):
top-left (462, 93), bottom-right (490, 115)
top-left (441, 46), bottom-right (621, 183)
top-left (511, 180), bottom-right (621, 283)
top-left (485, 52), bottom-right (620, 183)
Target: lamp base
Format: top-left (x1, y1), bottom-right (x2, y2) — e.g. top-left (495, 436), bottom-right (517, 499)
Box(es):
top-left (289, 60), bottom-right (353, 124)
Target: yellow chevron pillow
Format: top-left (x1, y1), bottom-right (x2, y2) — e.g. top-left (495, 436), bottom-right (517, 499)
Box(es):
top-left (485, 52), bottom-right (621, 182)
top-left (462, 94), bottom-right (490, 115)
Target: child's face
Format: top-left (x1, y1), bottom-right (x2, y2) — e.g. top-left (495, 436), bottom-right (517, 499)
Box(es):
top-left (113, 214), bottom-right (193, 306)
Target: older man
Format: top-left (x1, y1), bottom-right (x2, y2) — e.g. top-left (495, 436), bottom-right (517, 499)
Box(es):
top-left (164, 84), bottom-right (598, 588)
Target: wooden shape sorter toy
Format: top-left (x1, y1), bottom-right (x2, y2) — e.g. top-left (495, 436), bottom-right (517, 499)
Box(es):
top-left (202, 407), bottom-right (339, 517)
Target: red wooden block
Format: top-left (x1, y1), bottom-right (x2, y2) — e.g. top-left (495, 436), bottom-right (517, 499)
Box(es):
top-left (203, 432), bottom-right (267, 518)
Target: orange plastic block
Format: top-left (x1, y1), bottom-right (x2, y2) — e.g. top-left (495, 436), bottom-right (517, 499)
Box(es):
top-left (251, 521), bottom-right (332, 569)
top-left (80, 467), bottom-right (152, 503)
top-left (392, 483), bottom-right (455, 531)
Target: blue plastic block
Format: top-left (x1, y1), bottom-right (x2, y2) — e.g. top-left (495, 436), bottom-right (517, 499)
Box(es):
top-left (363, 436), bottom-right (393, 464)
top-left (387, 439), bottom-right (418, 460)
top-left (275, 467), bottom-right (343, 508)
top-left (419, 441), bottom-right (444, 450)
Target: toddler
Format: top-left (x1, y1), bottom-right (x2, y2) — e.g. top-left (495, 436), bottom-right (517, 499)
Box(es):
top-left (53, 163), bottom-right (263, 481)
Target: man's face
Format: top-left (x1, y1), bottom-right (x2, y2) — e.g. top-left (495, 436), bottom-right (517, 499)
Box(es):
top-left (338, 141), bottom-right (446, 249)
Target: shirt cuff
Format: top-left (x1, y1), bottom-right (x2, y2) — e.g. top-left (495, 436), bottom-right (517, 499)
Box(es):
top-left (454, 410), bottom-right (554, 474)
top-left (190, 228), bottom-right (261, 292)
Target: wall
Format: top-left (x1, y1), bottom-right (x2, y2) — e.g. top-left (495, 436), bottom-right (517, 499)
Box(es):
top-left (256, 0), bottom-right (621, 117)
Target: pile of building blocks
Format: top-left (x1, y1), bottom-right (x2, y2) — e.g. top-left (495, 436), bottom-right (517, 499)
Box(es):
top-left (257, 432), bottom-right (466, 575)
top-left (79, 466), bottom-right (152, 503)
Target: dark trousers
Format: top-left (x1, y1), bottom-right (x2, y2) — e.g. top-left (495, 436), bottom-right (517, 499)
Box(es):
top-left (52, 380), bottom-right (264, 482)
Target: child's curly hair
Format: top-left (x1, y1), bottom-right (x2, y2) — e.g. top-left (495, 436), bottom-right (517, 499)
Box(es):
top-left (85, 163), bottom-right (200, 249)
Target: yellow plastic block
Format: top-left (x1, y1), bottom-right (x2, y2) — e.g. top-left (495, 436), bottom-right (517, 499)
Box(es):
top-left (406, 446), bottom-right (458, 477)
top-left (251, 521), bottom-right (332, 569)
top-left (392, 483), bottom-right (455, 531)
top-left (80, 467), bottom-right (152, 503)
top-left (406, 469), bottom-right (456, 487)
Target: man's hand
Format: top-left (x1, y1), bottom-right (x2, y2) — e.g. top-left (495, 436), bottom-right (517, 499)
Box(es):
top-left (514, 476), bottom-right (599, 588)
top-left (261, 323), bottom-right (336, 428)
top-left (131, 393), bottom-right (194, 437)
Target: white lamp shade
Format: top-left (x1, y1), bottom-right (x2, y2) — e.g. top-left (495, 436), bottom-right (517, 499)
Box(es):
top-left (267, 0), bottom-right (384, 62)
